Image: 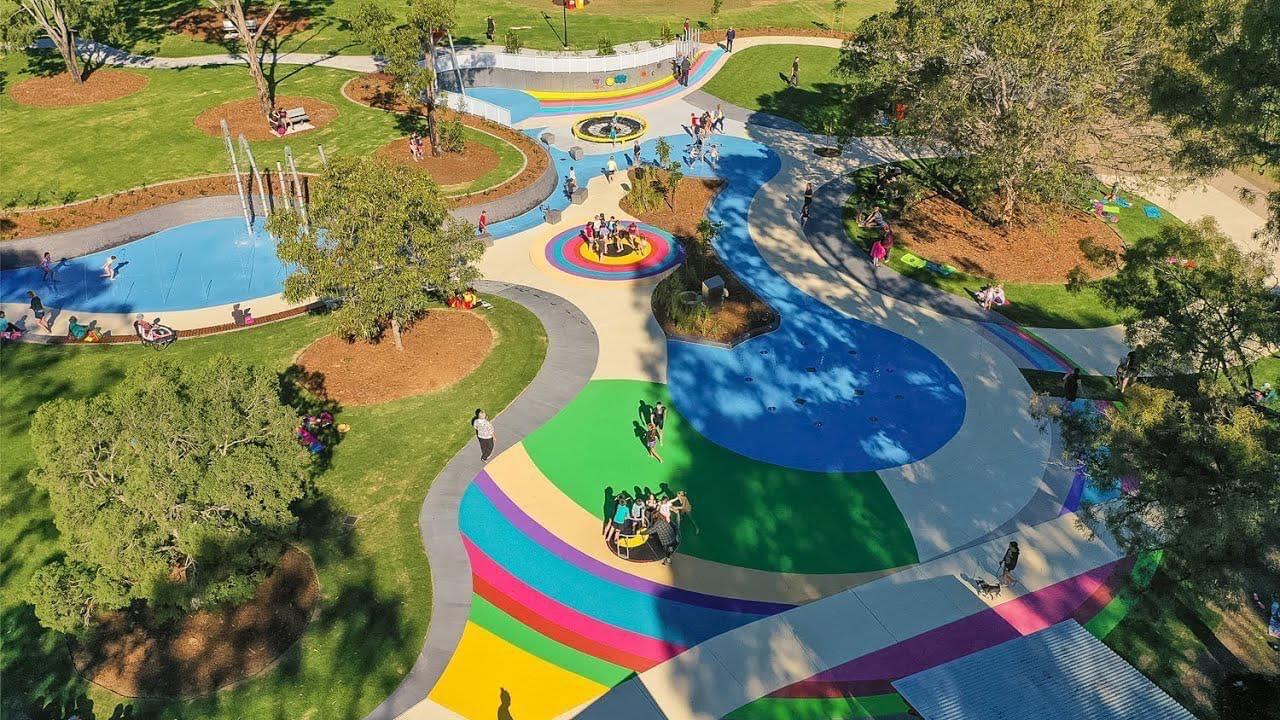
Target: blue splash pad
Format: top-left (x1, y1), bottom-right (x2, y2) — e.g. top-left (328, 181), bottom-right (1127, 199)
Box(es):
top-left (1, 217), bottom-right (287, 313)
top-left (663, 135), bottom-right (966, 472)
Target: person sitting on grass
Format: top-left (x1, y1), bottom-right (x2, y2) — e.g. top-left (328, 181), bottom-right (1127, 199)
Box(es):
top-left (0, 311), bottom-right (22, 343)
top-left (859, 205), bottom-right (887, 230)
top-left (975, 283), bottom-right (1007, 310)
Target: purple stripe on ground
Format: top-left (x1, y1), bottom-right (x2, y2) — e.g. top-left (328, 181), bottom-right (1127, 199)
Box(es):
top-left (803, 559), bottom-right (1122, 684)
top-left (981, 322), bottom-right (1069, 371)
top-left (473, 472), bottom-right (795, 616)
top-left (1059, 464), bottom-right (1088, 515)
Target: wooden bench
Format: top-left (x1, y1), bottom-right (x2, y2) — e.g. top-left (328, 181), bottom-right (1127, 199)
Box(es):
top-left (221, 18), bottom-right (259, 39)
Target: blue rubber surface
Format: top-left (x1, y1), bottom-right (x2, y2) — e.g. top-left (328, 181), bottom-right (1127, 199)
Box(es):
top-left (659, 135), bottom-right (967, 473)
top-left (1, 217), bottom-right (287, 313)
top-left (467, 87), bottom-right (542, 123)
top-left (459, 483), bottom-right (764, 645)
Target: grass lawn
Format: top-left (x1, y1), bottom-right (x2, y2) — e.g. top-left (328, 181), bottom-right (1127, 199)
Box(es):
top-left (111, 0), bottom-right (890, 58)
top-left (0, 56), bottom-right (524, 208)
top-left (841, 174), bottom-right (1184, 329)
top-left (699, 44), bottom-right (844, 132)
top-left (521, 379), bottom-right (918, 574)
top-left (0, 299), bottom-right (547, 719)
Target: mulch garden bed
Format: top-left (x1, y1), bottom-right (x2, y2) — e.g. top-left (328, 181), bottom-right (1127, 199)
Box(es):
top-left (168, 6), bottom-right (311, 42)
top-left (895, 195), bottom-right (1124, 283)
top-left (194, 95), bottom-right (338, 141)
top-left (343, 73), bottom-right (551, 208)
top-left (1, 175), bottom-right (243, 240)
top-left (9, 69), bottom-right (148, 108)
top-left (376, 137), bottom-right (500, 188)
top-left (294, 309), bottom-right (493, 406)
top-left (71, 547), bottom-right (318, 699)
top-left (622, 173), bottom-right (778, 345)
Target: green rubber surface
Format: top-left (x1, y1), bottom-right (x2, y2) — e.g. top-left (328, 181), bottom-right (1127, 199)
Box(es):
top-left (469, 596), bottom-right (632, 687)
top-left (725, 694), bottom-right (911, 719)
top-left (522, 380), bottom-right (918, 574)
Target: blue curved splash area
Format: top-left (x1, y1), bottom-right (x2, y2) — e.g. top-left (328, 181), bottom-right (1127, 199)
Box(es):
top-left (0, 217), bottom-right (287, 313)
top-left (467, 87), bottom-right (542, 123)
top-left (660, 134), bottom-right (967, 472)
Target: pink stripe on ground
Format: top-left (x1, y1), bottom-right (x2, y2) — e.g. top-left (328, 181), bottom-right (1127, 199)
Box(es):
top-left (463, 536), bottom-right (684, 664)
top-left (774, 559), bottom-right (1124, 695)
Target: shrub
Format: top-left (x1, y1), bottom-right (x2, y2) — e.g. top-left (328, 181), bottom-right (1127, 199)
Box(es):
top-left (596, 36), bottom-right (615, 56)
top-left (504, 29), bottom-right (522, 54)
top-left (440, 115), bottom-right (466, 153)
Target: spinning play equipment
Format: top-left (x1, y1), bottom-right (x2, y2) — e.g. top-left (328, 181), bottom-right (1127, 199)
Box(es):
top-left (544, 223), bottom-right (683, 281)
top-left (572, 112), bottom-right (648, 143)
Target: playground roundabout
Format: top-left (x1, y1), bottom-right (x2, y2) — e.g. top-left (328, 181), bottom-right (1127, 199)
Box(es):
top-left (572, 111), bottom-right (648, 143)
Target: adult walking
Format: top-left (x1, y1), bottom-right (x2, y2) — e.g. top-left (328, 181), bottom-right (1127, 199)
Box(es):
top-left (652, 400), bottom-right (667, 444)
top-left (1063, 367), bottom-right (1081, 403)
top-left (472, 409), bottom-right (496, 462)
top-left (644, 421), bottom-right (663, 463)
top-left (632, 140), bottom-right (642, 166)
top-left (605, 156), bottom-right (618, 182)
top-left (789, 55), bottom-right (800, 87)
top-left (998, 541), bottom-right (1020, 586)
top-left (724, 26), bottom-right (736, 52)
top-left (485, 15), bottom-right (495, 42)
top-left (650, 515), bottom-right (679, 565)
top-left (1115, 351), bottom-right (1138, 394)
top-left (802, 182), bottom-right (814, 215)
top-left (681, 55), bottom-right (692, 86)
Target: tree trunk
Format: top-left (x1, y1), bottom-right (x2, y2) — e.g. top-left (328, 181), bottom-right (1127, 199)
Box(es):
top-left (23, 0), bottom-right (83, 82)
top-left (213, 0), bottom-right (282, 118)
top-left (997, 177), bottom-right (1017, 225)
top-left (245, 47), bottom-right (275, 118)
top-left (424, 34), bottom-right (441, 157)
top-left (390, 317), bottom-right (404, 351)
top-left (54, 29), bottom-right (83, 83)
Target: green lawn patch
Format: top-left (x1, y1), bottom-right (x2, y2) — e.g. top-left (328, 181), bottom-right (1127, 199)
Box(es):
top-left (111, 0), bottom-right (890, 57)
top-left (0, 299), bottom-right (546, 718)
top-left (0, 57), bottom-right (521, 207)
top-left (521, 379), bottom-right (917, 574)
top-left (699, 44), bottom-right (844, 132)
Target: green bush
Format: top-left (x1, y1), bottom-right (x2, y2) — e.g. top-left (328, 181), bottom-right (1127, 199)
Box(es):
top-left (625, 172), bottom-right (664, 211)
top-left (504, 30), bottom-right (522, 54)
top-left (596, 36), bottom-right (616, 56)
top-left (440, 116), bottom-right (467, 153)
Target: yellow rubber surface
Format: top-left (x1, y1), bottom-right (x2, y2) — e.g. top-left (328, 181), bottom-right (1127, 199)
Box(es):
top-left (528, 72), bottom-right (672, 101)
top-left (429, 621), bottom-right (607, 720)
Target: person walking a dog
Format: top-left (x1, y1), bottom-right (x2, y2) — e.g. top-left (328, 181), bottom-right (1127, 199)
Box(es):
top-left (999, 541), bottom-right (1020, 586)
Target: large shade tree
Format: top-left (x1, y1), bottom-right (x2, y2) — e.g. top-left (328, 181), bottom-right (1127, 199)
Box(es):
top-left (1, 0), bottom-right (124, 83)
top-left (1053, 384), bottom-right (1279, 602)
top-left (26, 356), bottom-right (309, 634)
top-left (207, 0), bottom-right (284, 118)
top-left (839, 0), bottom-right (1170, 223)
top-left (352, 0), bottom-right (457, 155)
top-left (269, 155), bottom-right (483, 350)
top-left (1153, 0), bottom-right (1280, 249)
top-left (1096, 220), bottom-right (1280, 394)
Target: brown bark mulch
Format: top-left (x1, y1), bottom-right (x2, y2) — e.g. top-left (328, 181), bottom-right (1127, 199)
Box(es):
top-left (376, 137), bottom-right (501, 189)
top-left (193, 95), bottom-right (338, 141)
top-left (622, 173), bottom-right (778, 345)
top-left (9, 69), bottom-right (148, 108)
top-left (1, 176), bottom-right (243, 240)
top-left (344, 73), bottom-right (551, 207)
top-left (168, 6), bottom-right (312, 42)
top-left (71, 547), bottom-right (318, 699)
top-left (294, 310), bottom-right (493, 407)
top-left (895, 195), bottom-right (1125, 283)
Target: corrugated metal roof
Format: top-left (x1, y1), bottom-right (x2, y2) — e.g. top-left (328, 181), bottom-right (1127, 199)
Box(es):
top-left (892, 620), bottom-right (1197, 720)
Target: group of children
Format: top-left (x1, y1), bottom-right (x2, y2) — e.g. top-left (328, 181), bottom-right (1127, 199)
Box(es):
top-left (686, 107), bottom-right (725, 166)
top-left (604, 488), bottom-right (698, 565)
top-left (580, 214), bottom-right (645, 259)
top-left (407, 132), bottom-right (427, 161)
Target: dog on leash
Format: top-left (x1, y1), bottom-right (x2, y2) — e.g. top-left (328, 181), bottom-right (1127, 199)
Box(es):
top-left (977, 579), bottom-right (1002, 600)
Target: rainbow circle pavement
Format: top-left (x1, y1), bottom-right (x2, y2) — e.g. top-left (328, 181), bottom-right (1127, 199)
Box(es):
top-left (544, 223), bottom-right (684, 281)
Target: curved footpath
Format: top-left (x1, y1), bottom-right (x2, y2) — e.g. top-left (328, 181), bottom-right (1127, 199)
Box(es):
top-left (366, 280), bottom-right (599, 720)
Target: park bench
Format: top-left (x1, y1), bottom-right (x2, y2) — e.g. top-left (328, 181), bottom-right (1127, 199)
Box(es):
top-left (221, 19), bottom-right (259, 39)
top-left (282, 107), bottom-right (314, 134)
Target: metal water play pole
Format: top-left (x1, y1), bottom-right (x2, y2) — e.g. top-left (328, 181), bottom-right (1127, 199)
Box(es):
top-left (446, 31), bottom-right (466, 98)
top-left (237, 134), bottom-right (270, 219)
top-left (317, 144), bottom-right (329, 170)
top-left (275, 161), bottom-right (292, 212)
top-left (285, 146), bottom-right (308, 229)
top-left (220, 119), bottom-right (253, 234)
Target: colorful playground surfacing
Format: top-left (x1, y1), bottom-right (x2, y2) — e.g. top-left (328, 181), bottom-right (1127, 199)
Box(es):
top-left (0, 217), bottom-right (287, 314)
top-left (543, 223), bottom-right (683, 281)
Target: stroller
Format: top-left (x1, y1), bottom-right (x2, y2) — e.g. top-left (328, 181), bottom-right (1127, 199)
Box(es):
top-left (133, 316), bottom-right (177, 349)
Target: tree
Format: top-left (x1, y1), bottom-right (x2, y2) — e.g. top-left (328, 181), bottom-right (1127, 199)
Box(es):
top-left (352, 0), bottom-right (457, 155)
top-left (1096, 220), bottom-right (1280, 394)
top-left (1153, 0), bottom-right (1280, 250)
top-left (1, 0), bottom-right (124, 83)
top-left (839, 0), bottom-right (1170, 224)
top-left (25, 356), bottom-right (309, 634)
top-left (206, 0), bottom-right (284, 118)
top-left (832, 0), bottom-right (847, 29)
top-left (269, 155), bottom-right (483, 350)
top-left (1043, 384), bottom-right (1280, 602)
